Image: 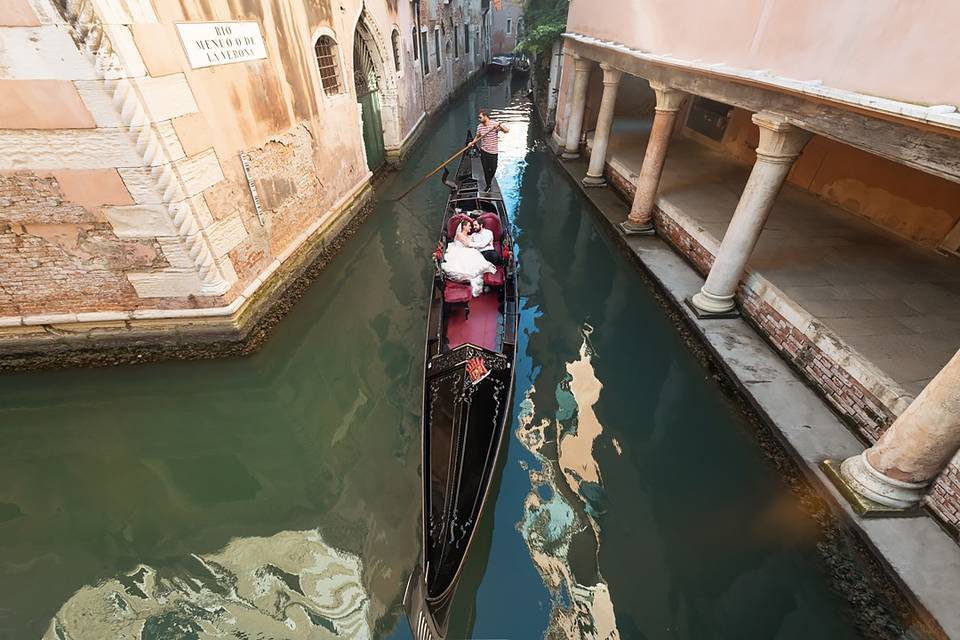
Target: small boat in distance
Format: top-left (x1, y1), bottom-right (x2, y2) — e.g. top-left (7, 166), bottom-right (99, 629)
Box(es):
top-left (487, 53), bottom-right (514, 73)
top-left (404, 134), bottom-right (519, 640)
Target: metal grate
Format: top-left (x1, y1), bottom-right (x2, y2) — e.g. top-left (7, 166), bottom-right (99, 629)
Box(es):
top-left (314, 36), bottom-right (341, 95)
top-left (391, 30), bottom-right (402, 72)
top-left (354, 31), bottom-right (380, 97)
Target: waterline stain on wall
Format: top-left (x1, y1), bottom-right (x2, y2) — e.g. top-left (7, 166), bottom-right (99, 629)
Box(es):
top-left (516, 326), bottom-right (620, 640)
top-left (43, 529), bottom-right (372, 639)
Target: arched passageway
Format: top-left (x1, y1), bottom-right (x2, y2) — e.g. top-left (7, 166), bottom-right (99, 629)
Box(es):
top-left (354, 21), bottom-right (386, 170)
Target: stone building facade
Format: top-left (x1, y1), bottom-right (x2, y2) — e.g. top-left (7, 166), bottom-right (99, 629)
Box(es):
top-left (0, 0), bottom-right (486, 355)
top-left (489, 0), bottom-right (522, 56)
top-left (548, 1), bottom-right (960, 544)
top-left (414, 0), bottom-right (490, 113)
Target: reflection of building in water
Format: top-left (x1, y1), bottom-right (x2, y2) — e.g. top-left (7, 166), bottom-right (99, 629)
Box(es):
top-left (515, 328), bottom-right (620, 639)
top-left (44, 530), bottom-right (371, 640)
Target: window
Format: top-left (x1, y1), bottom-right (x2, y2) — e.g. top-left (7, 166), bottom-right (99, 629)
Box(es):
top-left (506, 19), bottom-right (512, 35)
top-left (314, 35), bottom-right (341, 95)
top-left (391, 29), bottom-right (401, 72)
top-left (463, 24), bottom-right (470, 54)
top-left (434, 27), bottom-right (440, 69)
top-left (412, 27), bottom-right (418, 60)
top-left (453, 24), bottom-right (459, 58)
top-left (420, 30), bottom-right (429, 74)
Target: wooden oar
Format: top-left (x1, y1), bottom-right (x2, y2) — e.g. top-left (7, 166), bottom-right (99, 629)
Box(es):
top-left (389, 143), bottom-right (474, 202)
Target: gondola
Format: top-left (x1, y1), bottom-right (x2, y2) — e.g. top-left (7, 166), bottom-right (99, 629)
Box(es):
top-left (404, 134), bottom-right (519, 639)
top-left (487, 54), bottom-right (514, 73)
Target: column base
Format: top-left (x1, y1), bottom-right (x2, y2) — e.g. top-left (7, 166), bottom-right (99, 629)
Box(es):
top-left (821, 458), bottom-right (923, 517)
top-left (686, 292), bottom-right (739, 319)
top-left (582, 174), bottom-right (606, 187)
top-left (619, 220), bottom-right (656, 236)
top-left (560, 150), bottom-right (581, 160)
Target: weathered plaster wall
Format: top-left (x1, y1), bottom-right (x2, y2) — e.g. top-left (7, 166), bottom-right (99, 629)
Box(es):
top-left (702, 107), bottom-right (960, 247)
top-left (0, 0), bottom-right (425, 328)
top-left (490, 0), bottom-right (521, 55)
top-left (417, 0), bottom-right (483, 114)
top-left (567, 0), bottom-right (960, 109)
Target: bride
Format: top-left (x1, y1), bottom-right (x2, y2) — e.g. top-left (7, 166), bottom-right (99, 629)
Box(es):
top-left (441, 220), bottom-right (496, 297)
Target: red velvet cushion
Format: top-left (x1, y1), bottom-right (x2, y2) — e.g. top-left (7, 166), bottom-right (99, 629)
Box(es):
top-left (483, 266), bottom-right (505, 287)
top-left (443, 281), bottom-right (472, 304)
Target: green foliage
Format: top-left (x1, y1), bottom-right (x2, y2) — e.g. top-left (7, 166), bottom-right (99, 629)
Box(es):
top-left (516, 0), bottom-right (569, 55)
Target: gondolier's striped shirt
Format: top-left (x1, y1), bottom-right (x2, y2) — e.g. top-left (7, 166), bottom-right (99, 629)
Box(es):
top-left (476, 121), bottom-right (500, 154)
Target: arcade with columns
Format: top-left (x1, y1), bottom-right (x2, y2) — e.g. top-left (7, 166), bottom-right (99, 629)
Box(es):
top-left (552, 33), bottom-right (960, 534)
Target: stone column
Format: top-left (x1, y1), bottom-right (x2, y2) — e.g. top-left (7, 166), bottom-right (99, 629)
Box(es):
top-left (582, 64), bottom-right (623, 187)
top-left (620, 82), bottom-right (686, 235)
top-left (838, 349), bottom-right (960, 509)
top-left (561, 56), bottom-right (592, 160)
top-left (688, 112), bottom-right (811, 317)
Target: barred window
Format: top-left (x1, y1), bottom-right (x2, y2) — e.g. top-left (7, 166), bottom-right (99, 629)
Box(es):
top-left (391, 29), bottom-right (401, 72)
top-left (314, 35), bottom-right (341, 95)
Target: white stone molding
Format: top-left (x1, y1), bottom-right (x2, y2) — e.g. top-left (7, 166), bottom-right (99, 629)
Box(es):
top-left (52, 0), bottom-right (233, 296)
top-left (839, 452), bottom-right (928, 509)
top-left (563, 32), bottom-right (960, 132)
top-left (649, 80), bottom-right (686, 113)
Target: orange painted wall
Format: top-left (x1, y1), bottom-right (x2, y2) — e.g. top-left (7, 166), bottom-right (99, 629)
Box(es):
top-left (700, 107), bottom-right (960, 247)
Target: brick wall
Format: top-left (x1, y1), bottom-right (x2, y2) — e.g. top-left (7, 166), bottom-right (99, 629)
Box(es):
top-left (0, 174), bottom-right (91, 224)
top-left (0, 221), bottom-right (165, 315)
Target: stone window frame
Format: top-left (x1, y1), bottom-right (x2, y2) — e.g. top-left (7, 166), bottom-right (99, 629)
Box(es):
top-left (434, 25), bottom-right (441, 71)
top-left (308, 26), bottom-right (349, 104)
top-left (453, 21), bottom-right (459, 59)
top-left (463, 22), bottom-right (470, 55)
top-left (506, 18), bottom-right (512, 35)
top-left (420, 26), bottom-right (430, 75)
top-left (391, 27), bottom-right (402, 75)
top-left (411, 26), bottom-right (419, 61)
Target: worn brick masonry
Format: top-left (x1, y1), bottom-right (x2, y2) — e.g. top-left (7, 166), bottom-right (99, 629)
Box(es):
top-left (0, 173), bottom-right (170, 315)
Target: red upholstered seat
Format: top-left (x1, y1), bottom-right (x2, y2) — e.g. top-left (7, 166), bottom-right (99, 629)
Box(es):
top-left (484, 266), bottom-right (505, 287)
top-left (478, 212), bottom-right (503, 242)
top-left (443, 280), bottom-right (472, 304)
top-left (447, 213), bottom-right (472, 238)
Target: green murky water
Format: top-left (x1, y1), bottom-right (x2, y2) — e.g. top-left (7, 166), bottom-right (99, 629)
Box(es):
top-left (0, 77), bottom-right (866, 639)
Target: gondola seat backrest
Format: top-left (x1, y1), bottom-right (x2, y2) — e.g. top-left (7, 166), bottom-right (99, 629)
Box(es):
top-left (477, 212), bottom-right (503, 243)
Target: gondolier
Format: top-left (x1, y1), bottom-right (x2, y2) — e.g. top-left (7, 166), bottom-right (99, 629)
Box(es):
top-left (470, 110), bottom-right (509, 193)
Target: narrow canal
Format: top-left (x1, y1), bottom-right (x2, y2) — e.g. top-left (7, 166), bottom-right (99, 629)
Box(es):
top-left (1, 77), bottom-right (883, 639)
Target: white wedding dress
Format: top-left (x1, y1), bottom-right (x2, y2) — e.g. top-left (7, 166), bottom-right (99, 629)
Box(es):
top-left (441, 238), bottom-right (496, 297)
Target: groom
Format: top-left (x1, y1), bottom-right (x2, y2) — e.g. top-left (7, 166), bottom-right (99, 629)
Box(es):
top-left (468, 219), bottom-right (502, 266)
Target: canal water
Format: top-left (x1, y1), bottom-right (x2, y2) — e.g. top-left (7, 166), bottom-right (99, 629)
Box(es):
top-left (0, 76), bottom-right (874, 639)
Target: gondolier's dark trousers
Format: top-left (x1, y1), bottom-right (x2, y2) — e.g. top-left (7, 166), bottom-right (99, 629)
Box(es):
top-left (479, 149), bottom-right (498, 191)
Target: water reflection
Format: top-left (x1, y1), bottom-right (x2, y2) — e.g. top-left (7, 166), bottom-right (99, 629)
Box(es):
top-left (45, 529), bottom-right (370, 639)
top-left (516, 328), bottom-right (620, 639)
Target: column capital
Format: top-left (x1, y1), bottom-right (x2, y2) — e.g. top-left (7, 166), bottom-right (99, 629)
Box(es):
top-left (649, 81), bottom-right (686, 113)
top-left (752, 111), bottom-right (812, 162)
top-left (573, 56), bottom-right (593, 73)
top-left (598, 63), bottom-right (623, 86)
